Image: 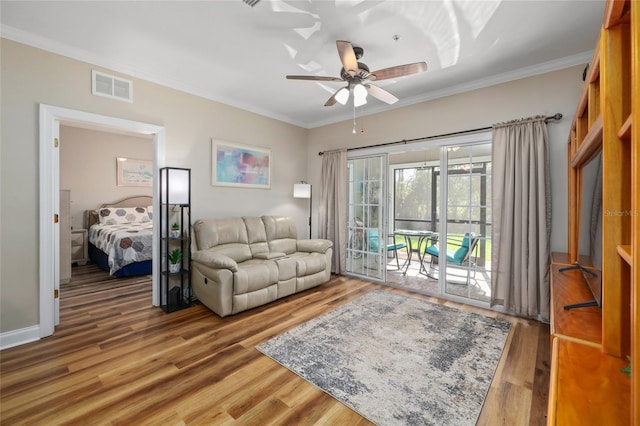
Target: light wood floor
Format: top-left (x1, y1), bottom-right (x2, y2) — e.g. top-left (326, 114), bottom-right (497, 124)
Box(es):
top-left (0, 264), bottom-right (550, 425)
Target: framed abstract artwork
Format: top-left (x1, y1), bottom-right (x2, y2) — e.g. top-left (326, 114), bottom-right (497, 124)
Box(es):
top-left (116, 158), bottom-right (153, 187)
top-left (211, 139), bottom-right (271, 189)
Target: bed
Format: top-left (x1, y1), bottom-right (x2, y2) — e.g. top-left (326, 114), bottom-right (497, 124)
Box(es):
top-left (85, 196), bottom-right (154, 277)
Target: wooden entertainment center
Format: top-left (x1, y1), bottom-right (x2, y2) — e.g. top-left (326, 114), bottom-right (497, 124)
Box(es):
top-left (547, 0), bottom-right (639, 424)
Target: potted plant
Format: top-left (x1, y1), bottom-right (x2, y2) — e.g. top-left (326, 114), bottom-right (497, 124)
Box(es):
top-left (168, 248), bottom-right (182, 273)
top-left (170, 223), bottom-right (180, 238)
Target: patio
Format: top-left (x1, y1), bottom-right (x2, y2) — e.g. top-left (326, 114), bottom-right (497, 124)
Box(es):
top-left (384, 249), bottom-right (491, 303)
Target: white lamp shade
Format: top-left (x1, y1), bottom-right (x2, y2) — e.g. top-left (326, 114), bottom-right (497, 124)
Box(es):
top-left (353, 84), bottom-right (368, 107)
top-left (335, 87), bottom-right (349, 105)
top-left (293, 183), bottom-right (311, 199)
top-left (161, 168), bottom-right (190, 205)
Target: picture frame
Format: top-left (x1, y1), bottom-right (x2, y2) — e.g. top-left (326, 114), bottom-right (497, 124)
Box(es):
top-left (211, 139), bottom-right (271, 189)
top-left (116, 158), bottom-right (153, 187)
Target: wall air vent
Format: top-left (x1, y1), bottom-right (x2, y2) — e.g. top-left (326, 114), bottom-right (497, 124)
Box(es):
top-left (243, 0), bottom-right (260, 7)
top-left (91, 70), bottom-right (133, 103)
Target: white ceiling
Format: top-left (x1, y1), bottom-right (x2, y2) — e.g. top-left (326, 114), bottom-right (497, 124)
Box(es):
top-left (1, 0), bottom-right (605, 129)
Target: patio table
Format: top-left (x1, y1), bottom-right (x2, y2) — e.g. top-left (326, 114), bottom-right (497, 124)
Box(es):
top-left (393, 230), bottom-right (438, 275)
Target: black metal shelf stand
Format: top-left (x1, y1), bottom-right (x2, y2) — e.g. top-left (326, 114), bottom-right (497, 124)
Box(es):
top-left (159, 167), bottom-right (192, 313)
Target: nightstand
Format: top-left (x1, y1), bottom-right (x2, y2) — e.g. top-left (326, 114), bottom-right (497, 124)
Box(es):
top-left (71, 228), bottom-right (88, 265)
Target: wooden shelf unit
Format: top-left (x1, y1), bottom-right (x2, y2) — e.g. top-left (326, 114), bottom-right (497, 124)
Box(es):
top-left (549, 0), bottom-right (638, 424)
top-left (548, 338), bottom-right (630, 425)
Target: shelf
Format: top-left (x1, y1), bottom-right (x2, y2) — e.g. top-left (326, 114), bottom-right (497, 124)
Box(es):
top-left (160, 302), bottom-right (192, 313)
top-left (551, 252), bottom-right (593, 267)
top-left (550, 263), bottom-right (602, 346)
top-left (162, 269), bottom-right (190, 278)
top-left (159, 167), bottom-right (192, 314)
top-left (558, 0), bottom-right (637, 422)
top-left (548, 337), bottom-right (630, 425)
top-left (571, 114), bottom-right (603, 168)
top-left (617, 244), bottom-right (632, 265)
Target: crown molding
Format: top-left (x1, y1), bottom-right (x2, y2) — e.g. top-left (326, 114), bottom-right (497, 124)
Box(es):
top-left (2, 24), bottom-right (591, 130)
top-left (1, 25), bottom-right (307, 128)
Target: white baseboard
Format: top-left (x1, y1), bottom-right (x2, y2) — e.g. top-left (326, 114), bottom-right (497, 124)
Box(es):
top-left (0, 325), bottom-right (40, 350)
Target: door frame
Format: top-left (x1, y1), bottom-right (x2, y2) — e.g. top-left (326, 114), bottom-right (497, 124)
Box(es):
top-left (39, 104), bottom-right (165, 338)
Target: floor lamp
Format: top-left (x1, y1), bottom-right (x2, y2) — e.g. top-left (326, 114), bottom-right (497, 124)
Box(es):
top-left (293, 182), bottom-right (312, 238)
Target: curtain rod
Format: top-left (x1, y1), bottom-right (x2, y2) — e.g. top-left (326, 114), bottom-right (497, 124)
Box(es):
top-left (318, 113), bottom-right (563, 156)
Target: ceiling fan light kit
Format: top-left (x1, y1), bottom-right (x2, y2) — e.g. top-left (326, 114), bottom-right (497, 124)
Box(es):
top-left (335, 87), bottom-right (349, 105)
top-left (353, 84), bottom-right (368, 107)
top-left (286, 40), bottom-right (427, 109)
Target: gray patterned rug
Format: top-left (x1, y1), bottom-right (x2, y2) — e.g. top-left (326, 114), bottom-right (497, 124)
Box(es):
top-left (257, 290), bottom-right (511, 425)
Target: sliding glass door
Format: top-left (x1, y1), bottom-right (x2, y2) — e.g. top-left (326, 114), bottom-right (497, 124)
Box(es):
top-left (344, 136), bottom-right (492, 306)
top-left (385, 137), bottom-right (492, 306)
top-left (440, 143), bottom-right (492, 303)
top-left (346, 155), bottom-right (387, 280)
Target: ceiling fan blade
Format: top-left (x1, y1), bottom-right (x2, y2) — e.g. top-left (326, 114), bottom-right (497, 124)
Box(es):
top-left (366, 84), bottom-right (399, 105)
top-left (336, 40), bottom-right (358, 76)
top-left (286, 75), bottom-right (344, 82)
top-left (369, 62), bottom-right (427, 81)
top-left (324, 92), bottom-right (338, 107)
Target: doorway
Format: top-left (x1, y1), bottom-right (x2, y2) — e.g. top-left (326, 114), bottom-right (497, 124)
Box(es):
top-left (346, 132), bottom-right (492, 307)
top-left (60, 125), bottom-right (153, 284)
top-left (345, 154), bottom-right (387, 280)
top-left (39, 104), bottom-right (165, 338)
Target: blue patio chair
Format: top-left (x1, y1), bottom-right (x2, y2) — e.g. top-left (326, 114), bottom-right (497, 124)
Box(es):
top-left (368, 229), bottom-right (408, 271)
top-left (422, 232), bottom-right (479, 283)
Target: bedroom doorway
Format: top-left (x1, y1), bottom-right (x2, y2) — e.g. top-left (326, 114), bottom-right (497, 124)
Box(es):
top-left (59, 126), bottom-right (153, 281)
top-left (39, 104), bottom-right (165, 338)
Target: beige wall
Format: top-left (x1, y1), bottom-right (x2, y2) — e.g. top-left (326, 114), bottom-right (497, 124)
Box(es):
top-left (60, 126), bottom-right (153, 230)
top-left (1, 36), bottom-right (583, 337)
top-left (0, 39), bottom-right (309, 333)
top-left (307, 65), bottom-right (583, 256)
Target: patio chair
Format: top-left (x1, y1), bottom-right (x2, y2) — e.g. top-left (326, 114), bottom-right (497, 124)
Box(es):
top-left (421, 232), bottom-right (479, 284)
top-left (368, 229), bottom-right (408, 271)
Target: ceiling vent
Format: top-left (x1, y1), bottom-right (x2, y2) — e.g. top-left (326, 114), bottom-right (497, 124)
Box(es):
top-left (92, 70), bottom-right (133, 102)
top-left (243, 0), bottom-right (260, 7)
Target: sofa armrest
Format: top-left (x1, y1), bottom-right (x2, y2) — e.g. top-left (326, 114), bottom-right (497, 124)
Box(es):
top-left (297, 239), bottom-right (333, 254)
top-left (192, 251), bottom-right (238, 272)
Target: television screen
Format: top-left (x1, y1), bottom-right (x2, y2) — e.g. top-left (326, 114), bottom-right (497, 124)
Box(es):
top-left (576, 152), bottom-right (602, 307)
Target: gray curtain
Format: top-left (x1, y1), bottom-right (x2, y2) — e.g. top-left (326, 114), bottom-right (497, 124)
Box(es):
top-left (491, 116), bottom-right (551, 321)
top-left (318, 149), bottom-right (348, 274)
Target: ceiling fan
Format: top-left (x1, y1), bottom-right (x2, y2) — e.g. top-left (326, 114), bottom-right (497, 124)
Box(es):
top-left (286, 40), bottom-right (427, 107)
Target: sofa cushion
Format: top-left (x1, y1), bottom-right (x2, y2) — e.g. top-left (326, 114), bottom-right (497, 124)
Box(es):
top-left (194, 218), bottom-right (248, 249)
top-left (193, 218), bottom-right (252, 263)
top-left (295, 253), bottom-right (327, 276)
top-left (262, 215), bottom-right (298, 254)
top-left (234, 261), bottom-right (279, 294)
top-left (242, 216), bottom-right (270, 257)
top-left (275, 257), bottom-right (297, 281)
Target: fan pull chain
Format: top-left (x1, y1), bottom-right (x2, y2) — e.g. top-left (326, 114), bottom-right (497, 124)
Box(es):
top-left (352, 101), bottom-right (357, 134)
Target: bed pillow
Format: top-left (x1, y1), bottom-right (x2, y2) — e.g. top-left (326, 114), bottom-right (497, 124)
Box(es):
top-left (98, 207), bottom-right (150, 225)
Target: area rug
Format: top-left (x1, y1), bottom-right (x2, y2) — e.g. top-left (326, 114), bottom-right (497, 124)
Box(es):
top-left (256, 290), bottom-right (511, 425)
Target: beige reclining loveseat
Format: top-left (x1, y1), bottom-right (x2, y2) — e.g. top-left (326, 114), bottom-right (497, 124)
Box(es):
top-left (191, 215), bottom-right (333, 317)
